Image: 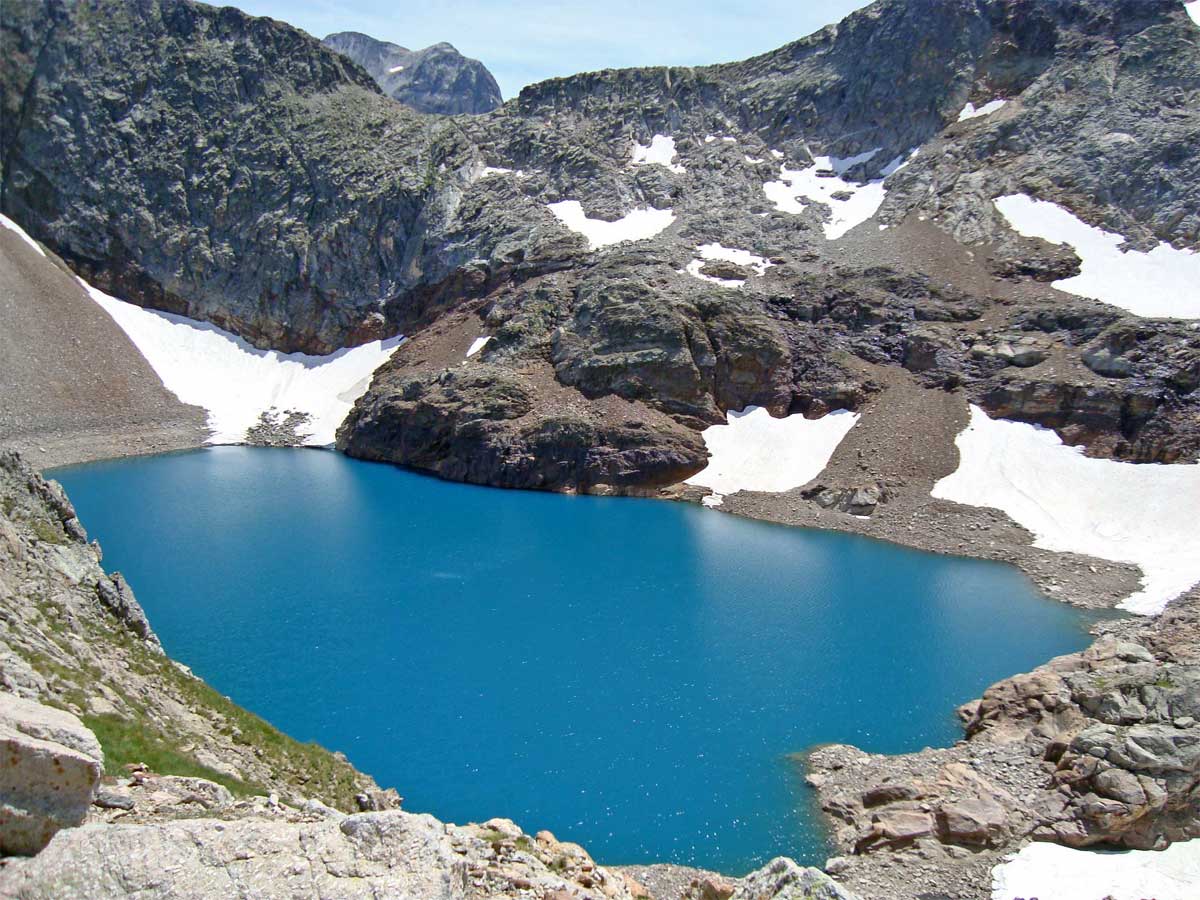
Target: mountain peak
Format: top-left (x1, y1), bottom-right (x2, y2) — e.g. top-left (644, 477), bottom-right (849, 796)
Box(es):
top-left (322, 31), bottom-right (501, 115)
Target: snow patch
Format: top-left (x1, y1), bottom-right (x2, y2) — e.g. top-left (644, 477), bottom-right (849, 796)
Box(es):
top-left (1187, 1), bottom-right (1200, 26)
top-left (466, 336), bottom-right (493, 357)
top-left (686, 406), bottom-right (859, 496)
top-left (547, 200), bottom-right (675, 250)
top-left (631, 134), bottom-right (685, 174)
top-left (683, 243), bottom-right (773, 288)
top-left (744, 155), bottom-right (764, 164)
top-left (82, 280), bottom-right (402, 447)
top-left (387, 65), bottom-right (405, 73)
top-left (991, 840), bottom-right (1200, 900)
top-left (0, 214), bottom-right (46, 257)
top-left (994, 194), bottom-right (1200, 318)
top-left (932, 405), bottom-right (1200, 615)
top-left (957, 99), bottom-right (1007, 121)
top-left (763, 150), bottom-right (913, 240)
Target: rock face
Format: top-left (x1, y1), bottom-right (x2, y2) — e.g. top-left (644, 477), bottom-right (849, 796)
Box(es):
top-left (1, 804), bottom-right (862, 899)
top-left (0, 693), bottom-right (102, 856)
top-left (806, 586), bottom-right (1200, 900)
top-left (323, 31), bottom-right (502, 115)
top-left (1, 0), bottom-right (429, 355)
top-left (4, 0), bottom-right (1199, 484)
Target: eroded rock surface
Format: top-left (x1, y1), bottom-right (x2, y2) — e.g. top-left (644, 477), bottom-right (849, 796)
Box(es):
top-left (0, 694), bottom-right (102, 856)
top-left (805, 587), bottom-right (1200, 900)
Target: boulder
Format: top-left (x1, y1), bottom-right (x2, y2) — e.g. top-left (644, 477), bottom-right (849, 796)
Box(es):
top-left (0, 692), bottom-right (103, 855)
top-left (935, 796), bottom-right (1009, 847)
top-left (731, 856), bottom-right (862, 899)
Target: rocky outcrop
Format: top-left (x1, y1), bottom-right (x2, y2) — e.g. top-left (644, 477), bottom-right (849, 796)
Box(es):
top-left (337, 360), bottom-right (708, 493)
top-left (0, 693), bottom-right (102, 855)
top-left (323, 31), bottom-right (502, 115)
top-left (805, 587), bottom-right (1200, 900)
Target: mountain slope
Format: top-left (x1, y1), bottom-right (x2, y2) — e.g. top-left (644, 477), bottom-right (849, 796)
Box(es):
top-left (323, 30), bottom-right (502, 115)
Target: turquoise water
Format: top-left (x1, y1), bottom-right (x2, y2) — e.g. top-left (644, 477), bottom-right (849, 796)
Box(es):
top-left (53, 447), bottom-right (1098, 874)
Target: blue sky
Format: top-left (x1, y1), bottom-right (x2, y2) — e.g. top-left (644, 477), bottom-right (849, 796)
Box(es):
top-left (227, 1), bottom-right (873, 99)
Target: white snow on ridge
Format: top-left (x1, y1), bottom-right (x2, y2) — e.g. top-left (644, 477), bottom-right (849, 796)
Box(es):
top-left (466, 335), bottom-right (493, 357)
top-left (686, 406), bottom-right (859, 504)
top-left (83, 280), bottom-right (402, 447)
top-left (547, 200), bottom-right (675, 250)
top-left (1187, 1), bottom-right (1200, 26)
top-left (957, 99), bottom-right (1007, 121)
top-left (933, 405), bottom-right (1200, 615)
top-left (683, 243), bottom-right (773, 288)
top-left (994, 194), bottom-right (1200, 319)
top-left (0, 214), bottom-right (46, 257)
top-left (631, 134), bottom-right (685, 174)
top-left (991, 840), bottom-right (1200, 900)
top-left (763, 150), bottom-right (913, 239)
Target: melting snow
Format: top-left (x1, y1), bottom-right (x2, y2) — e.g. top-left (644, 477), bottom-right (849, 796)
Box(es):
top-left (991, 840), bottom-right (1200, 900)
top-left (631, 134), bottom-right (685, 174)
top-left (0, 214), bottom-right (46, 257)
top-left (683, 243), bottom-right (773, 288)
top-left (994, 194), bottom-right (1200, 318)
top-left (83, 280), bottom-right (402, 446)
top-left (547, 200), bottom-right (675, 250)
top-left (957, 99), bottom-right (1007, 121)
top-left (763, 149), bottom-right (912, 239)
top-left (932, 405), bottom-right (1200, 615)
top-left (466, 336), bottom-right (492, 357)
top-left (686, 406), bottom-right (859, 499)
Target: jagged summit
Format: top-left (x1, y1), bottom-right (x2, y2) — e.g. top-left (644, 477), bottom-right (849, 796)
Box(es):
top-left (322, 29), bottom-right (502, 115)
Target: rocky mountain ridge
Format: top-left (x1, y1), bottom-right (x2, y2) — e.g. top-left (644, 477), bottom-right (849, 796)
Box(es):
top-left (322, 30), bottom-right (503, 115)
top-left (3, 0), bottom-right (1197, 482)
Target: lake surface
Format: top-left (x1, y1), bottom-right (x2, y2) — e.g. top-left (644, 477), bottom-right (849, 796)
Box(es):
top-left (53, 447), bottom-right (1100, 874)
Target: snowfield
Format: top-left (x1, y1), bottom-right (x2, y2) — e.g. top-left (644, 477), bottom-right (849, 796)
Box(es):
top-left (763, 149), bottom-right (912, 239)
top-left (1188, 1), bottom-right (1200, 26)
top-left (933, 405), bottom-right (1200, 615)
top-left (631, 134), bottom-right (685, 174)
top-left (994, 194), bottom-right (1200, 319)
top-left (547, 200), bottom-right (675, 249)
top-left (686, 406), bottom-right (859, 505)
top-left (466, 335), bottom-right (493, 357)
top-left (957, 99), bottom-right (1007, 121)
top-left (991, 840), bottom-right (1200, 900)
top-left (84, 281), bottom-right (402, 446)
top-left (683, 242), bottom-right (773, 288)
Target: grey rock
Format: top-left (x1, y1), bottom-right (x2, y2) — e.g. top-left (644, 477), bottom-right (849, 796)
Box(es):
top-left (92, 789), bottom-right (135, 811)
top-left (731, 856), bottom-right (862, 900)
top-left (323, 31), bottom-right (502, 115)
top-left (0, 692), bottom-right (102, 856)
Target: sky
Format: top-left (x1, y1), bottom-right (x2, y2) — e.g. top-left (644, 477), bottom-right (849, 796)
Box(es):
top-left (226, 1), bottom-right (874, 99)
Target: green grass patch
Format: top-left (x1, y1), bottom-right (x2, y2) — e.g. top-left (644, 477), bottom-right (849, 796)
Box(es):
top-left (81, 712), bottom-right (259, 798)
top-left (29, 517), bottom-right (66, 544)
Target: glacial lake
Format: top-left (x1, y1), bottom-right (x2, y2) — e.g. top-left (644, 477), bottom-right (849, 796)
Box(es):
top-left (53, 446), bottom-right (1100, 874)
